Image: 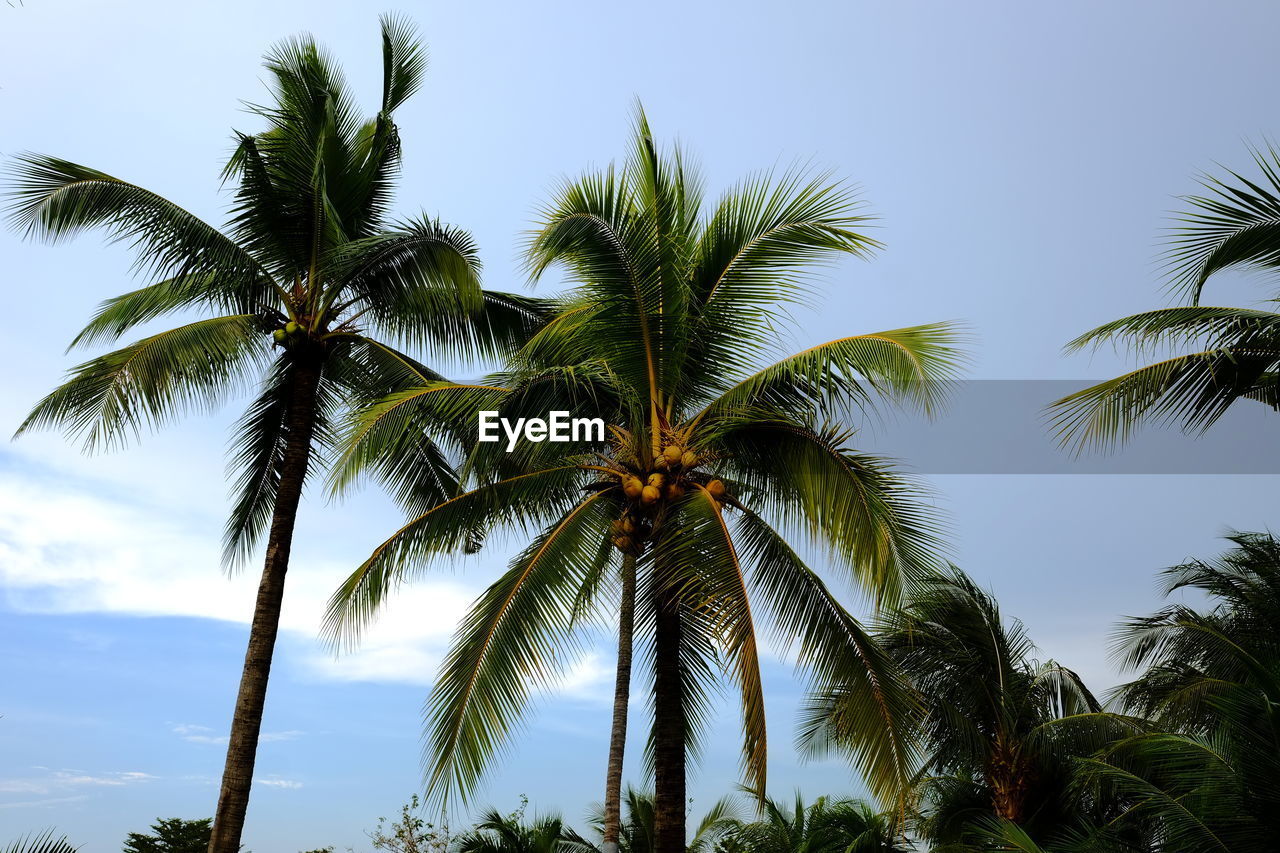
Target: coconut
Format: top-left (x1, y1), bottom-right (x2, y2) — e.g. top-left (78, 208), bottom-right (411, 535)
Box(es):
top-left (647, 473), bottom-right (665, 488)
top-left (662, 444), bottom-right (683, 465)
top-left (641, 485), bottom-right (661, 504)
top-left (272, 329), bottom-right (287, 344)
top-left (285, 320), bottom-right (300, 335)
top-left (623, 477), bottom-right (643, 499)
top-left (620, 517), bottom-right (637, 534)
top-left (707, 479), bottom-right (726, 498)
top-left (680, 450), bottom-right (698, 468)
top-left (615, 536), bottom-right (633, 552)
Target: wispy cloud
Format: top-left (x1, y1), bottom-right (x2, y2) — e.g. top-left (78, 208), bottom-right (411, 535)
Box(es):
top-left (0, 768), bottom-right (156, 797)
top-left (0, 795), bottom-right (89, 810)
top-left (169, 723), bottom-right (303, 746)
top-left (256, 776), bottom-right (303, 790)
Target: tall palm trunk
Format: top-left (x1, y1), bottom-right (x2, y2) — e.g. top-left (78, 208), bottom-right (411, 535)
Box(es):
top-left (602, 554), bottom-right (638, 853)
top-left (652, 581), bottom-right (686, 853)
top-left (208, 352), bottom-right (322, 853)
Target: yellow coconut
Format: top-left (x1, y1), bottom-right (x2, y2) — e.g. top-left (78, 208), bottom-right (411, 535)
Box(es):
top-left (662, 444), bottom-right (683, 465)
top-left (615, 536), bottom-right (633, 552)
top-left (623, 477), bottom-right (644, 499)
top-left (621, 517), bottom-right (637, 534)
top-left (647, 473), bottom-right (665, 488)
top-left (285, 320), bottom-right (301, 335)
top-left (680, 450), bottom-right (698, 468)
top-left (707, 479), bottom-right (726, 498)
top-left (272, 329), bottom-right (288, 344)
top-left (641, 485), bottom-right (661, 504)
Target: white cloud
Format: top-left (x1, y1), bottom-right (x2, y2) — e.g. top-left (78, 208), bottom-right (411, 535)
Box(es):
top-left (0, 768), bottom-right (155, 797)
top-left (256, 776), bottom-right (303, 789)
top-left (0, 795), bottom-right (89, 810)
top-left (169, 723), bottom-right (304, 746)
top-left (0, 463), bottom-right (479, 686)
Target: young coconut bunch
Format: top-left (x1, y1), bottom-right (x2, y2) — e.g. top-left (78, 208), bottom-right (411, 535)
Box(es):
top-left (324, 106), bottom-right (964, 853)
top-left (7, 18), bottom-right (551, 853)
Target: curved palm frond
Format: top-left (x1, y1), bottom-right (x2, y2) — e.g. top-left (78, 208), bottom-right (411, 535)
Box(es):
top-left (715, 418), bottom-right (944, 606)
top-left (323, 465), bottom-right (591, 647)
top-left (1164, 143), bottom-right (1280, 303)
top-left (16, 314), bottom-right (268, 450)
top-left (423, 491), bottom-right (618, 806)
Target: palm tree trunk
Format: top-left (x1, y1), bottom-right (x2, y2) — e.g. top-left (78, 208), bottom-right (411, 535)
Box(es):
top-left (602, 553), bottom-right (638, 853)
top-left (653, 581), bottom-right (686, 853)
top-left (208, 354), bottom-right (322, 853)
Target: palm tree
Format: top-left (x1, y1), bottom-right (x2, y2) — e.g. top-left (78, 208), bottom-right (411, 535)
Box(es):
top-left (326, 106), bottom-right (963, 852)
top-left (453, 806), bottom-right (595, 853)
top-left (1075, 531), bottom-right (1280, 853)
top-left (802, 569), bottom-right (1137, 851)
top-left (717, 792), bottom-right (909, 853)
top-left (583, 787), bottom-right (740, 853)
top-left (6, 19), bottom-right (546, 853)
top-left (1050, 146), bottom-right (1280, 450)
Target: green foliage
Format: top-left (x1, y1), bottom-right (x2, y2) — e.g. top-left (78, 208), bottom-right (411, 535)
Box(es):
top-left (366, 794), bottom-right (450, 853)
top-left (803, 569), bottom-right (1141, 851)
top-left (1075, 531), bottom-right (1280, 853)
top-left (328, 104), bottom-right (963, 815)
top-left (6, 14), bottom-right (551, 569)
top-left (453, 796), bottom-right (594, 853)
top-left (122, 818), bottom-right (211, 853)
top-left (715, 792), bottom-right (908, 853)
top-left (1050, 146), bottom-right (1280, 450)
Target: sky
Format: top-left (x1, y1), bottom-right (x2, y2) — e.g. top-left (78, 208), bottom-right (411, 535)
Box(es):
top-left (2, 0), bottom-right (1279, 849)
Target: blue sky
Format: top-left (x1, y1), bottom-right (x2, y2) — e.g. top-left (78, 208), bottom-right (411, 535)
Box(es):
top-left (2, 1), bottom-right (1279, 849)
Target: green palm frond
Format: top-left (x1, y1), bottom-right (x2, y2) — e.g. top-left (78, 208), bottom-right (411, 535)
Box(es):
top-left (655, 487), bottom-right (767, 799)
top-left (423, 491), bottom-right (618, 805)
top-left (16, 314), bottom-right (268, 450)
top-left (735, 506), bottom-right (919, 806)
top-left (1065, 306), bottom-right (1280, 353)
top-left (1165, 143), bottom-right (1280, 303)
top-left (6, 155), bottom-right (279, 304)
top-left (2, 832), bottom-right (79, 853)
top-left (716, 419), bottom-right (944, 606)
top-left (323, 465), bottom-right (590, 647)
top-left (1048, 346), bottom-right (1280, 452)
top-left (697, 322), bottom-right (965, 420)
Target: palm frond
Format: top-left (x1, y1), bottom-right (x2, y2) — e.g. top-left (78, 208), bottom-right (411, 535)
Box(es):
top-left (16, 314), bottom-right (268, 450)
top-left (423, 491), bottom-right (617, 805)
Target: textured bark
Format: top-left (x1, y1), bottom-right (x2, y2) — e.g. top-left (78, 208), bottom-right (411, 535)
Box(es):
top-left (652, 583), bottom-right (687, 853)
top-left (988, 734), bottom-right (1029, 823)
top-left (208, 353), bottom-right (322, 853)
top-left (601, 554), bottom-right (638, 853)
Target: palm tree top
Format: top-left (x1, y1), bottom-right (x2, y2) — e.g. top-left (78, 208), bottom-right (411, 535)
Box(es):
top-left (6, 15), bottom-right (551, 568)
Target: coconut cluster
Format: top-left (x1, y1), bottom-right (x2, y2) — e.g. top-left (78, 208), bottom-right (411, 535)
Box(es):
top-left (608, 441), bottom-right (729, 555)
top-left (271, 320), bottom-right (308, 347)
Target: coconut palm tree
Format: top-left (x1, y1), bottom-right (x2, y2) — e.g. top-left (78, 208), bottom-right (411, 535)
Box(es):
top-left (6, 18), bottom-right (547, 853)
top-left (802, 569), bottom-right (1140, 851)
top-left (1050, 147), bottom-right (1280, 450)
top-left (325, 107), bottom-right (963, 853)
top-left (717, 792), bottom-right (909, 853)
top-left (453, 806), bottom-right (595, 853)
top-left (1074, 531), bottom-right (1280, 853)
top-left (581, 787), bottom-right (740, 853)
